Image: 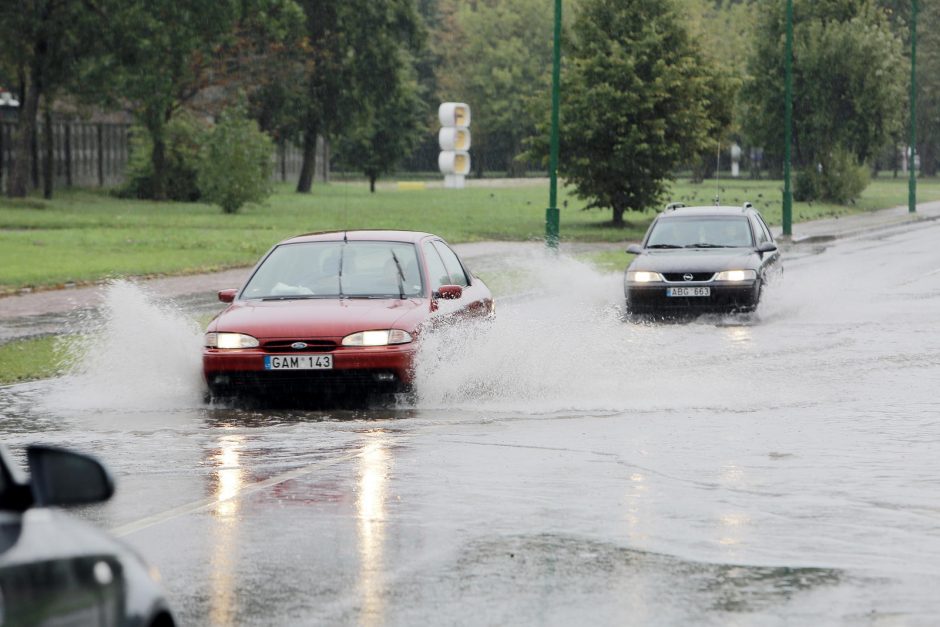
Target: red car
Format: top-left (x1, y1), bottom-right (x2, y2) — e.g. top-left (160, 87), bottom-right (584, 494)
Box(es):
top-left (203, 230), bottom-right (493, 399)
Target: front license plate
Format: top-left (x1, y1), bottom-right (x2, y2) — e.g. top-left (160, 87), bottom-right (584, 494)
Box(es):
top-left (264, 354), bottom-right (333, 370)
top-left (667, 287), bottom-right (710, 297)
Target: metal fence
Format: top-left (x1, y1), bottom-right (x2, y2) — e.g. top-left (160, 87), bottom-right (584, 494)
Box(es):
top-left (0, 120), bottom-right (315, 191)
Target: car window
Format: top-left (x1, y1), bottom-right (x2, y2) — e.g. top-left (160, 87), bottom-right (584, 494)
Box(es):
top-left (755, 214), bottom-right (774, 242)
top-left (750, 217), bottom-right (769, 245)
top-left (431, 241), bottom-right (469, 287)
top-left (242, 241), bottom-right (424, 298)
top-left (647, 216), bottom-right (753, 248)
top-left (422, 242), bottom-right (451, 290)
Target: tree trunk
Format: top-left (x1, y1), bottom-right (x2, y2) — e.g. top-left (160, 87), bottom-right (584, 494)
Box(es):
top-left (612, 206), bottom-right (626, 227)
top-left (296, 127), bottom-right (318, 193)
top-left (144, 106), bottom-right (171, 200)
top-left (150, 133), bottom-right (166, 199)
top-left (920, 141), bottom-right (937, 177)
top-left (43, 105), bottom-right (54, 199)
top-left (6, 73), bottom-right (40, 198)
top-left (369, 174), bottom-right (376, 193)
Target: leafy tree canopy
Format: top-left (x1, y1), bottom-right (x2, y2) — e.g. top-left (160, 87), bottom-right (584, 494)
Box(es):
top-left (742, 0), bottom-right (905, 200)
top-left (552, 0), bottom-right (733, 225)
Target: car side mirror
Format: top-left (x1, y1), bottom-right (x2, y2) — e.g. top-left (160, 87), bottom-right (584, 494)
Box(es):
top-left (757, 242), bottom-right (777, 253)
top-left (27, 445), bottom-right (115, 508)
top-left (436, 285), bottom-right (463, 300)
top-left (626, 244), bottom-right (644, 255)
top-left (218, 289), bottom-right (238, 303)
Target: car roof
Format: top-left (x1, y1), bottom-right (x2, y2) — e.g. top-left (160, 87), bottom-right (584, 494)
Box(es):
top-left (659, 205), bottom-right (756, 218)
top-left (278, 230), bottom-right (435, 245)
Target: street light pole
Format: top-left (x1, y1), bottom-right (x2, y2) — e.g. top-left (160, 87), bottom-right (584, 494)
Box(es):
top-left (782, 0), bottom-right (794, 237)
top-left (909, 0), bottom-right (918, 214)
top-left (546, 0), bottom-right (562, 249)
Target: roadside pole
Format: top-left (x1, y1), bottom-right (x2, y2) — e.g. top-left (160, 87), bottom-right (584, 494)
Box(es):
top-left (909, 0), bottom-right (918, 214)
top-left (782, 0), bottom-right (794, 237)
top-left (546, 0), bottom-right (562, 250)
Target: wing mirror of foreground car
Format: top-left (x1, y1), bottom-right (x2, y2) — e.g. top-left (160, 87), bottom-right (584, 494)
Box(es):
top-left (218, 289), bottom-right (238, 303)
top-left (27, 445), bottom-right (115, 508)
top-left (757, 242), bottom-right (778, 253)
top-left (626, 244), bottom-right (644, 255)
top-left (436, 285), bottom-right (463, 300)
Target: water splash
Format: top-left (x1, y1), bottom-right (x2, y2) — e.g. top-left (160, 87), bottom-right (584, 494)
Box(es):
top-left (43, 280), bottom-right (207, 413)
top-left (411, 252), bottom-right (792, 415)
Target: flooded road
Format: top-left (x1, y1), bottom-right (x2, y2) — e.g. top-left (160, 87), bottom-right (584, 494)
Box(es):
top-left (2, 223), bottom-right (940, 625)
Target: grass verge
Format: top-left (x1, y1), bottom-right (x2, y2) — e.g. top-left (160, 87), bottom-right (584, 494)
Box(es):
top-left (0, 336), bottom-right (67, 385)
top-left (2, 176), bottom-right (938, 293)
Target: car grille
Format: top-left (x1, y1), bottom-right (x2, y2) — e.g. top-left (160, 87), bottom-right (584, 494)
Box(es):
top-left (207, 370), bottom-right (403, 395)
top-left (663, 272), bottom-right (715, 282)
top-left (262, 339), bottom-right (337, 353)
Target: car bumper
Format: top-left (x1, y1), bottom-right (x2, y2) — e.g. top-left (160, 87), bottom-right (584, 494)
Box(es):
top-left (203, 345), bottom-right (415, 396)
top-left (626, 282), bottom-right (760, 314)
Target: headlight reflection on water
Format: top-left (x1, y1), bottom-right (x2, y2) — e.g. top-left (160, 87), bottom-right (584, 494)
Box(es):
top-left (357, 435), bottom-right (391, 627)
top-left (210, 433), bottom-right (245, 626)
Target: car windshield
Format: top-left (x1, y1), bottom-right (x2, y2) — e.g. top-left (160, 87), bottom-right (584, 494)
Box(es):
top-left (646, 216), bottom-right (753, 248)
top-left (242, 241), bottom-right (424, 299)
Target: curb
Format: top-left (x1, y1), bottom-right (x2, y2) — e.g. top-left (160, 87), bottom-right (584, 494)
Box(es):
top-left (783, 213), bottom-right (940, 246)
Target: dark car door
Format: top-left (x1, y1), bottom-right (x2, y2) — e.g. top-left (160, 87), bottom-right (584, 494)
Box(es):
top-left (750, 214), bottom-right (781, 279)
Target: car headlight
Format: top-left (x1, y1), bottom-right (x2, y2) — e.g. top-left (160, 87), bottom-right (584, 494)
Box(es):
top-left (342, 330), bottom-right (413, 347)
top-left (715, 270), bottom-right (757, 282)
top-left (626, 271), bottom-right (664, 283)
top-left (205, 332), bottom-right (260, 349)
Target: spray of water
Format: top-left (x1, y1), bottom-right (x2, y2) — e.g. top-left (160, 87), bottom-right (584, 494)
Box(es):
top-left (44, 280), bottom-right (207, 413)
top-left (414, 253), bottom-right (732, 414)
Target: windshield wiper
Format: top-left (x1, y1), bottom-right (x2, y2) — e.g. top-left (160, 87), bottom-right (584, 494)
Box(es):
top-left (685, 243), bottom-right (731, 248)
top-left (390, 250), bottom-right (406, 299)
top-left (647, 244), bottom-right (683, 249)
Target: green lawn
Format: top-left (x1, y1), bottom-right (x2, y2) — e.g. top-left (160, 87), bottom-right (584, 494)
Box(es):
top-left (0, 335), bottom-right (67, 385)
top-left (2, 175), bottom-right (938, 293)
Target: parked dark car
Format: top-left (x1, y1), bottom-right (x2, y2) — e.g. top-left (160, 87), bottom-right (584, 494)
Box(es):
top-left (0, 445), bottom-right (175, 626)
top-left (624, 203), bottom-right (782, 316)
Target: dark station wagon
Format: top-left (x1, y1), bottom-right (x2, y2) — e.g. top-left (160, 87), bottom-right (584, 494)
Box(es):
top-left (624, 203), bottom-right (782, 316)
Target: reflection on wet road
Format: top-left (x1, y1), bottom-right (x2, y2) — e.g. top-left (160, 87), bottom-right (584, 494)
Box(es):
top-left (2, 224), bottom-right (940, 625)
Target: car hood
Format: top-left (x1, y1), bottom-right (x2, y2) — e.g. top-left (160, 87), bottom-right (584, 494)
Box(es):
top-left (628, 248), bottom-right (760, 272)
top-left (210, 298), bottom-right (430, 339)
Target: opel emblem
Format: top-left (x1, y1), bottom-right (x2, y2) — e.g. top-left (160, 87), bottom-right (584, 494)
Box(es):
top-left (683, 273), bottom-right (694, 281)
top-left (291, 342), bottom-right (308, 350)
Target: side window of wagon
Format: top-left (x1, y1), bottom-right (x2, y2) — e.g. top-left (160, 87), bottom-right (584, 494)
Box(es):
top-left (750, 217), bottom-right (769, 245)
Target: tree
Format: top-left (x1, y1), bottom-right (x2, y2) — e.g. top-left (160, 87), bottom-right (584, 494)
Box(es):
top-left (551, 0), bottom-right (731, 226)
top-left (283, 0), bottom-right (424, 193)
top-left (436, 0), bottom-right (555, 176)
top-left (90, 0), bottom-right (302, 200)
top-left (742, 0), bottom-right (905, 201)
top-left (337, 59), bottom-right (425, 192)
top-left (0, 1), bottom-right (102, 198)
top-left (912, 0), bottom-right (940, 176)
top-left (333, 0), bottom-right (426, 191)
top-left (680, 0), bottom-right (755, 180)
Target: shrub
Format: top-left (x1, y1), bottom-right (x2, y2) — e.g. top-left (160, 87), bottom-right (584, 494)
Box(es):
top-left (795, 148), bottom-right (870, 204)
top-left (120, 113), bottom-right (204, 201)
top-left (820, 148), bottom-right (870, 204)
top-left (197, 106), bottom-right (274, 214)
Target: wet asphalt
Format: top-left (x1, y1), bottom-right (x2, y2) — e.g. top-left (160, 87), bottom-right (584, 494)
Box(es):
top-left (2, 211), bottom-right (940, 625)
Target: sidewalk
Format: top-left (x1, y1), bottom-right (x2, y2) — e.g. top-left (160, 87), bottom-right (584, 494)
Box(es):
top-left (773, 199), bottom-right (940, 243)
top-left (2, 200), bottom-right (939, 342)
